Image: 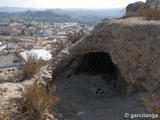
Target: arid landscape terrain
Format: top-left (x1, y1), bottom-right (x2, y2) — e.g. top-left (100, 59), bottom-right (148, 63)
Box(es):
top-left (1, 0), bottom-right (160, 120)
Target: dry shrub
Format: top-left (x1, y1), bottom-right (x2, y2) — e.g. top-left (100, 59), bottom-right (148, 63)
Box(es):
top-left (19, 80), bottom-right (59, 120)
top-left (67, 29), bottom-right (88, 44)
top-left (22, 55), bottom-right (42, 80)
top-left (0, 112), bottom-right (12, 120)
top-left (0, 103), bottom-right (13, 120)
top-left (139, 4), bottom-right (160, 20)
top-left (141, 95), bottom-right (160, 119)
top-left (51, 40), bottom-right (70, 64)
top-left (51, 29), bottom-right (88, 62)
top-left (51, 40), bottom-right (68, 57)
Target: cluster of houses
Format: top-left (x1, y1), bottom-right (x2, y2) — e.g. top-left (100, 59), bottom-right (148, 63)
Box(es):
top-left (0, 52), bottom-right (20, 81)
top-left (0, 18), bottom-right (92, 39)
top-left (0, 17), bottom-right (93, 81)
top-left (0, 42), bottom-right (16, 51)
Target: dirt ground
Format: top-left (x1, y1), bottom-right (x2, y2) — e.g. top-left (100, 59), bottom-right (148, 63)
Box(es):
top-left (54, 74), bottom-right (149, 120)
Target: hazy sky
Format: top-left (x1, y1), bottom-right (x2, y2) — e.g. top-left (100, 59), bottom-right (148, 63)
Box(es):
top-left (0, 0), bottom-right (146, 8)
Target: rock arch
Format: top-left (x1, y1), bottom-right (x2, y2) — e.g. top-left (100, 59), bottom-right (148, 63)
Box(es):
top-left (52, 17), bottom-right (160, 93)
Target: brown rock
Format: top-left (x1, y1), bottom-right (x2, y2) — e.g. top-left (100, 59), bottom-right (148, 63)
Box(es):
top-left (126, 1), bottom-right (146, 17)
top-left (52, 17), bottom-right (160, 93)
top-left (43, 113), bottom-right (58, 120)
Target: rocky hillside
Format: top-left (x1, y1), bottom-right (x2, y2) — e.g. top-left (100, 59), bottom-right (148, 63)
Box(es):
top-left (1, 1), bottom-right (160, 119)
top-left (52, 17), bottom-right (160, 93)
top-left (0, 65), bottom-right (53, 119)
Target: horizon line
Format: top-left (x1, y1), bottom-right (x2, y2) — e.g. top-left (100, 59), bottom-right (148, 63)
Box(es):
top-left (0, 6), bottom-right (125, 9)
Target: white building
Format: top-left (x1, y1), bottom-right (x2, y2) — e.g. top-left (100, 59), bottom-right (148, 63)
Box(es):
top-left (0, 44), bottom-right (7, 51)
top-left (20, 49), bottom-right (52, 61)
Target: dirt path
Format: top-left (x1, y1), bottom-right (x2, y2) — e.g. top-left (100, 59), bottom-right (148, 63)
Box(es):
top-left (54, 74), bottom-right (148, 120)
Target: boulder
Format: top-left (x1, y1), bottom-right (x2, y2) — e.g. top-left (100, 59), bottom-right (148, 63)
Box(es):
top-left (126, 1), bottom-right (146, 17)
top-left (126, 0), bottom-right (160, 17)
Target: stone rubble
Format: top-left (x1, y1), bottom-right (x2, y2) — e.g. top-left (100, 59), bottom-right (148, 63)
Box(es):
top-left (0, 64), bottom-right (56, 119)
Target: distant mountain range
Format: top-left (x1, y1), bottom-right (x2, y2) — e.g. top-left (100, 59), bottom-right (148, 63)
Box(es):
top-left (0, 9), bottom-right (71, 19)
top-left (0, 7), bottom-right (43, 12)
top-left (22, 10), bottom-right (70, 18)
top-left (58, 8), bottom-right (126, 18)
top-left (0, 7), bottom-right (125, 26)
top-left (0, 7), bottom-right (125, 18)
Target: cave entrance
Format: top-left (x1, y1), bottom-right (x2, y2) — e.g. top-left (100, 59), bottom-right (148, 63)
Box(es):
top-left (76, 52), bottom-right (118, 75)
top-left (76, 52), bottom-right (119, 81)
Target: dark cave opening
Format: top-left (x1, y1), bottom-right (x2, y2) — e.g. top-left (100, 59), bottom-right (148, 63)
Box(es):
top-left (73, 52), bottom-right (123, 90)
top-left (76, 52), bottom-right (119, 80)
top-left (73, 52), bottom-right (120, 90)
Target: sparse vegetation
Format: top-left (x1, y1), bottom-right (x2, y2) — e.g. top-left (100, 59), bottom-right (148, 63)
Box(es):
top-left (21, 55), bottom-right (42, 80)
top-left (67, 29), bottom-right (88, 43)
top-left (141, 95), bottom-right (160, 119)
top-left (0, 113), bottom-right (12, 120)
top-left (51, 40), bottom-right (70, 63)
top-left (51, 40), bottom-right (68, 56)
top-left (19, 80), bottom-right (59, 120)
top-left (0, 103), bottom-right (14, 120)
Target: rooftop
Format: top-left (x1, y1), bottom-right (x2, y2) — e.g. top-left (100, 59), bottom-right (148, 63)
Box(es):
top-left (0, 54), bottom-right (18, 66)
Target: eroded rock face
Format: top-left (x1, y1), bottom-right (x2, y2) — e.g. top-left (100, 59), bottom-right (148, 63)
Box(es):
top-left (126, 1), bottom-right (145, 17)
top-left (52, 17), bottom-right (160, 93)
top-left (146, 0), bottom-right (160, 4)
top-left (126, 0), bottom-right (160, 17)
top-left (146, 0), bottom-right (160, 9)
